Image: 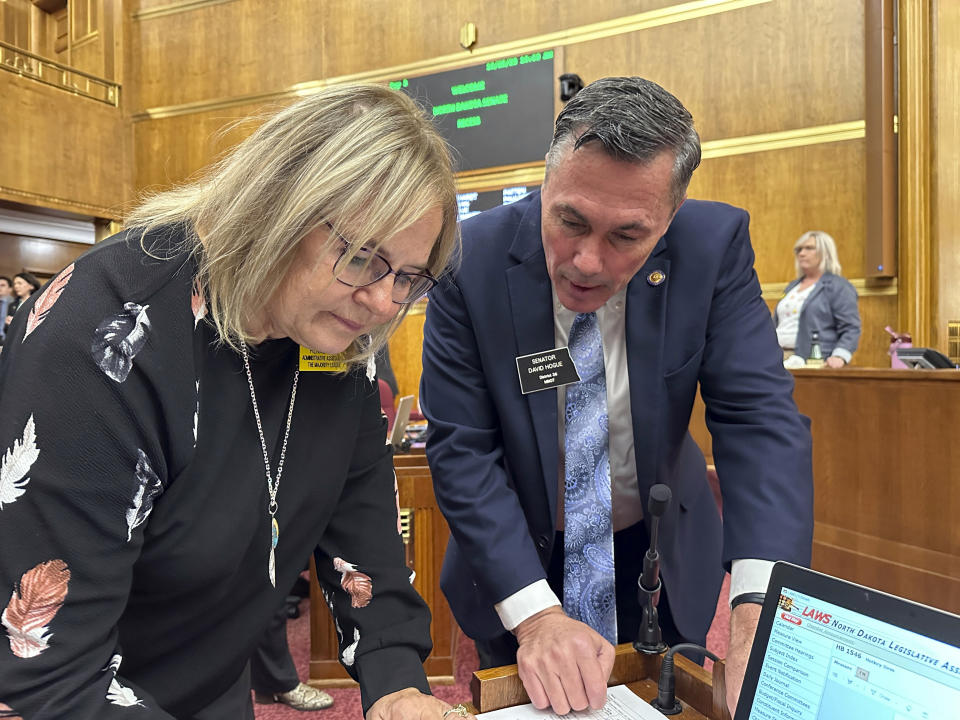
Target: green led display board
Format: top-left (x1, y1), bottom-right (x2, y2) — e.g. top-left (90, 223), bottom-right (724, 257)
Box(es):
top-left (390, 50), bottom-right (555, 172)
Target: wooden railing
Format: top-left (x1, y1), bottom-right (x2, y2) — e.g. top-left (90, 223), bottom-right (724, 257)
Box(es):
top-left (0, 40), bottom-right (119, 106)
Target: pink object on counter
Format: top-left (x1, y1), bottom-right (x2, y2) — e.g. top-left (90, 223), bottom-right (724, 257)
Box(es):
top-left (885, 326), bottom-right (913, 369)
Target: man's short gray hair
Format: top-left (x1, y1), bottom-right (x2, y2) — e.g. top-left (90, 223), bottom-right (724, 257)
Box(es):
top-left (546, 77), bottom-right (701, 208)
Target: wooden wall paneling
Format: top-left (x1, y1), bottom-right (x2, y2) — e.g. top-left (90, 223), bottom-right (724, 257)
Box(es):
top-left (1, 0), bottom-right (32, 48)
top-left (128, 0), bottom-right (325, 112)
top-left (0, 232), bottom-right (92, 280)
top-left (0, 73), bottom-right (126, 218)
top-left (70, 0), bottom-right (98, 45)
top-left (688, 141), bottom-right (867, 285)
top-left (100, 0), bottom-right (121, 80)
top-left (30, 4), bottom-right (59, 59)
top-left (126, 0), bottom-right (753, 119)
top-left (561, 0), bottom-right (864, 143)
top-left (129, 0), bottom-right (809, 120)
top-left (388, 306), bottom-right (427, 407)
top-left (51, 7), bottom-right (68, 57)
top-left (932, 2), bottom-right (960, 353)
top-left (318, 0), bottom-right (684, 82)
top-left (132, 102), bottom-right (269, 192)
top-left (68, 36), bottom-right (105, 82)
top-left (834, 294), bottom-right (898, 368)
top-left (67, 0), bottom-right (106, 80)
top-left (0, 0), bottom-right (89, 63)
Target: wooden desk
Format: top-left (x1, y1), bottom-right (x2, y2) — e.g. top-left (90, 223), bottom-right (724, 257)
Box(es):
top-left (309, 461), bottom-right (460, 687)
top-left (393, 452), bottom-right (429, 468)
top-left (471, 643), bottom-right (732, 719)
top-left (691, 367), bottom-right (960, 614)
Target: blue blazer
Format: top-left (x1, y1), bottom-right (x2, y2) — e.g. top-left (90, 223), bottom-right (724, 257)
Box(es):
top-left (421, 192), bottom-right (813, 642)
top-left (776, 273), bottom-right (861, 362)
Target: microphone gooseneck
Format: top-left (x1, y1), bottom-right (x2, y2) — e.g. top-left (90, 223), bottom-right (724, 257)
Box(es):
top-left (634, 484), bottom-right (671, 654)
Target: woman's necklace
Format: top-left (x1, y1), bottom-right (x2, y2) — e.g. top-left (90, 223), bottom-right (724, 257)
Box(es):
top-left (241, 345), bottom-right (300, 587)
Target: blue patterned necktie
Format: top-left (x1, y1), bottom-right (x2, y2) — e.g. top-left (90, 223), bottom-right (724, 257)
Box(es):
top-left (563, 311), bottom-right (617, 644)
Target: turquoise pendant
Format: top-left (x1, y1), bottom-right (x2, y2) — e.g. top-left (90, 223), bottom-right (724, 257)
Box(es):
top-left (268, 518), bottom-right (279, 587)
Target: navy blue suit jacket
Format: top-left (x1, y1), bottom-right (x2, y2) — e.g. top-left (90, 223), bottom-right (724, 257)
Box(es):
top-left (421, 192), bottom-right (813, 642)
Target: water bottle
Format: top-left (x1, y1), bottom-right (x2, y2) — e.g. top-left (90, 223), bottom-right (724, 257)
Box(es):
top-left (806, 330), bottom-right (825, 368)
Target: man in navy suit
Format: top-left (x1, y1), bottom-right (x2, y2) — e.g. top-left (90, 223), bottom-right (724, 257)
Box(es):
top-left (421, 77), bottom-right (813, 716)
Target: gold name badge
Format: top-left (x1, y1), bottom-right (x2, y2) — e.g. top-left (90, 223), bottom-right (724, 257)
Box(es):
top-left (299, 346), bottom-right (348, 372)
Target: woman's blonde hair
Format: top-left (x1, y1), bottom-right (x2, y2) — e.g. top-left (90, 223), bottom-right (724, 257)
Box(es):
top-left (125, 83), bottom-right (459, 365)
top-left (794, 230), bottom-right (842, 277)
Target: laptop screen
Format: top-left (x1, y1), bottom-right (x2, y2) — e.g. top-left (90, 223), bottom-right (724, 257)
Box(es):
top-left (746, 583), bottom-right (960, 720)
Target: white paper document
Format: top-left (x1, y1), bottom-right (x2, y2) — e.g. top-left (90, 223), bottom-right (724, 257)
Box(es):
top-left (476, 684), bottom-right (669, 720)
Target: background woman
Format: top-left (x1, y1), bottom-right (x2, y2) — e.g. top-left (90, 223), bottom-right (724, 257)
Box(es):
top-left (774, 230), bottom-right (861, 368)
top-left (0, 84), bottom-right (474, 720)
top-left (4, 271), bottom-right (40, 331)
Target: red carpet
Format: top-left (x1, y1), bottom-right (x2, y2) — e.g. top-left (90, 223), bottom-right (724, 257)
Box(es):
top-left (254, 575), bottom-right (731, 719)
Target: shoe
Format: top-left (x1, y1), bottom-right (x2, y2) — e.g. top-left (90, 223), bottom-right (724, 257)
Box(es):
top-left (255, 683), bottom-right (334, 711)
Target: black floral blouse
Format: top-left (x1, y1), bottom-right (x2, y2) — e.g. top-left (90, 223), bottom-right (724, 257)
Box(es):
top-left (0, 226), bottom-right (431, 719)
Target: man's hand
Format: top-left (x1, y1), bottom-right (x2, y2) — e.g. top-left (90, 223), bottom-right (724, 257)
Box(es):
top-left (513, 606), bottom-right (616, 715)
top-left (825, 356), bottom-right (846, 369)
top-left (366, 687), bottom-right (477, 720)
top-left (725, 602), bottom-right (762, 716)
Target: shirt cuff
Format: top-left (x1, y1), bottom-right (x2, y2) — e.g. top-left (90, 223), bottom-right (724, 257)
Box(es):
top-left (729, 558), bottom-right (775, 607)
top-left (494, 579), bottom-right (562, 631)
top-left (831, 348), bottom-right (852, 363)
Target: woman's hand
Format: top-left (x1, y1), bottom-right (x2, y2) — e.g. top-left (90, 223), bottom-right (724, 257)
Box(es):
top-left (825, 356), bottom-right (846, 369)
top-left (366, 688), bottom-right (476, 720)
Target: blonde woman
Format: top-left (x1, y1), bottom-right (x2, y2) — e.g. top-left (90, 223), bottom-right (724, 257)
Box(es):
top-left (0, 85), bottom-right (474, 720)
top-left (775, 230), bottom-right (861, 368)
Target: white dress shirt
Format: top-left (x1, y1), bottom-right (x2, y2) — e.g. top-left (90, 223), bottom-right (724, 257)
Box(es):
top-left (494, 286), bottom-right (773, 632)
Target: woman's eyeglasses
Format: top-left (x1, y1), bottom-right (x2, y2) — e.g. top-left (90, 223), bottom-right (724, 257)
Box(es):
top-left (327, 224), bottom-right (437, 305)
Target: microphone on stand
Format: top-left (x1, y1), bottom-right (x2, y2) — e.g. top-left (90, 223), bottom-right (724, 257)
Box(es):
top-left (634, 483), bottom-right (671, 654)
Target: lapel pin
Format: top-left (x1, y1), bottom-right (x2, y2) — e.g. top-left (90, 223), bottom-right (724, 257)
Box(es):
top-left (647, 270), bottom-right (666, 286)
